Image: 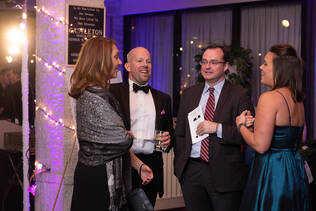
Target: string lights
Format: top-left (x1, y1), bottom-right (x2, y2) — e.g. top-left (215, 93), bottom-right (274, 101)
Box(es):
top-left (35, 100), bottom-right (75, 132)
top-left (33, 54), bottom-right (66, 76)
top-left (32, 4), bottom-right (70, 76)
top-left (32, 4), bottom-right (76, 134)
top-left (9, 2), bottom-right (77, 204)
top-left (34, 6), bottom-right (67, 26)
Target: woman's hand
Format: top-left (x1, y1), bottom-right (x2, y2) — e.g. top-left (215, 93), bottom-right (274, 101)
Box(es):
top-left (139, 164), bottom-right (154, 185)
top-left (236, 110), bottom-right (255, 128)
top-left (245, 112), bottom-right (255, 127)
top-left (236, 110), bottom-right (247, 127)
top-left (126, 131), bottom-right (135, 139)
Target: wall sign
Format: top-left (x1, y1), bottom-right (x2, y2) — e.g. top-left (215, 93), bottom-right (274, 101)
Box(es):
top-left (68, 5), bottom-right (105, 65)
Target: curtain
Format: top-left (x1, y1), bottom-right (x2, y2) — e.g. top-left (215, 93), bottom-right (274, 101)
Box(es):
top-left (240, 2), bottom-right (302, 104)
top-left (129, 14), bottom-right (174, 97)
top-left (302, 0), bottom-right (316, 138)
top-left (105, 0), bottom-right (124, 83)
top-left (180, 9), bottom-right (232, 88)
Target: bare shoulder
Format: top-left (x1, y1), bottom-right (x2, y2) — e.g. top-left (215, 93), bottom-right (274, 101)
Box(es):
top-left (258, 91), bottom-right (280, 107)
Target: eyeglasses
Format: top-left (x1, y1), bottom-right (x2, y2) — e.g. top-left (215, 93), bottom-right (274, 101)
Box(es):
top-left (200, 59), bottom-right (226, 66)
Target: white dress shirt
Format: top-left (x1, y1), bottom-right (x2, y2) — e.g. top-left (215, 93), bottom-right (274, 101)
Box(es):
top-left (190, 79), bottom-right (225, 158)
top-left (129, 79), bottom-right (156, 154)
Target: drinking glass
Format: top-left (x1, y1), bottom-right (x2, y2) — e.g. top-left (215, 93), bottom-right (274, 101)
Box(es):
top-left (154, 130), bottom-right (164, 152)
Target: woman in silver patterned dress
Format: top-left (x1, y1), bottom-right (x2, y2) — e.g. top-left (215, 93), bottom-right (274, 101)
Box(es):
top-left (69, 37), bottom-right (153, 211)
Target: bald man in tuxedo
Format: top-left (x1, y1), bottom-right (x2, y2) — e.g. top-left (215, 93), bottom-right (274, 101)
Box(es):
top-left (110, 47), bottom-right (174, 206)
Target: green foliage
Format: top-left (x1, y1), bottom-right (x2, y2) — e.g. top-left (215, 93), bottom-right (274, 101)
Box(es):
top-left (195, 45), bottom-right (253, 92)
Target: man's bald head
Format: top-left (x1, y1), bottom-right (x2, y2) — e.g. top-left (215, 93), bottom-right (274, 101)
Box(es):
top-left (127, 47), bottom-right (150, 63)
top-left (125, 47), bottom-right (152, 85)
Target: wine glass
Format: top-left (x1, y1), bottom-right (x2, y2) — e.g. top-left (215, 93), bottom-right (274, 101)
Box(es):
top-left (154, 130), bottom-right (164, 152)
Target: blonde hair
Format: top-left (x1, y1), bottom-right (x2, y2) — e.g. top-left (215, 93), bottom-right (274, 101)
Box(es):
top-left (69, 37), bottom-right (116, 98)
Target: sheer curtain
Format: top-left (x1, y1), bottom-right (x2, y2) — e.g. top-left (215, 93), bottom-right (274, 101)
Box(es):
top-left (241, 2), bottom-right (302, 104)
top-left (181, 9), bottom-right (232, 87)
top-left (129, 14), bottom-right (174, 97)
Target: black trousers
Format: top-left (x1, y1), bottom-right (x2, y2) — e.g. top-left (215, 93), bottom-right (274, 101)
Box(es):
top-left (180, 158), bottom-right (242, 211)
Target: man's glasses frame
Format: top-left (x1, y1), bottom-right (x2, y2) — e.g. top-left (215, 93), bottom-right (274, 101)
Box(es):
top-left (200, 59), bottom-right (226, 66)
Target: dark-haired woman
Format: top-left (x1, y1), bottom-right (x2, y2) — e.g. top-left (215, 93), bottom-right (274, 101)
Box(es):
top-left (236, 44), bottom-right (311, 211)
top-left (69, 37), bottom-right (153, 211)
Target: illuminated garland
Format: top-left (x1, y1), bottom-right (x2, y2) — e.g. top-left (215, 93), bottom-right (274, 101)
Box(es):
top-left (34, 6), bottom-right (67, 26)
top-left (33, 54), bottom-right (66, 76)
top-left (35, 100), bottom-right (75, 132)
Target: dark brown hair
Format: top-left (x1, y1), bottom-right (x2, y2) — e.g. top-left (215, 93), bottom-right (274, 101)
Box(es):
top-left (69, 37), bottom-right (116, 98)
top-left (269, 44), bottom-right (304, 102)
top-left (203, 44), bottom-right (230, 62)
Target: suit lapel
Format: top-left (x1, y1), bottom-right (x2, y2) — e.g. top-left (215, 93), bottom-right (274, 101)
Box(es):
top-left (150, 87), bottom-right (162, 129)
top-left (213, 80), bottom-right (230, 121)
top-left (190, 83), bottom-right (205, 112)
top-left (120, 83), bottom-right (131, 129)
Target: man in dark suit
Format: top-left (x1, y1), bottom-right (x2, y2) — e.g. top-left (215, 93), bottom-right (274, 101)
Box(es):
top-left (110, 47), bottom-right (174, 206)
top-left (174, 44), bottom-right (254, 211)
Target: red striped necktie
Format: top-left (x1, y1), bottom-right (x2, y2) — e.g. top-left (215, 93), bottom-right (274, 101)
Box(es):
top-left (200, 87), bottom-right (215, 162)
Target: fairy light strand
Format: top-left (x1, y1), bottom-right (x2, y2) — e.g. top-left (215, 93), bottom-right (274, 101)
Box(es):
top-left (34, 6), bottom-right (67, 26)
top-left (35, 101), bottom-right (75, 132)
top-left (34, 54), bottom-right (66, 76)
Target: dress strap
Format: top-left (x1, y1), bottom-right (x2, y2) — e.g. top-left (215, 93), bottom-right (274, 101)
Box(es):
top-left (275, 90), bottom-right (291, 126)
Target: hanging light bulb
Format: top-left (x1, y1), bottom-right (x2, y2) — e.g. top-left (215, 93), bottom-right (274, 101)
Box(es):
top-left (6, 56), bottom-right (13, 63)
top-left (281, 19), bottom-right (290, 28)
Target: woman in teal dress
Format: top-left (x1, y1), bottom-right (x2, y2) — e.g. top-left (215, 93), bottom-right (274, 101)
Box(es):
top-left (236, 44), bottom-right (311, 211)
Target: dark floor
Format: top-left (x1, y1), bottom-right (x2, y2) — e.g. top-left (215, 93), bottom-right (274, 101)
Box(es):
top-left (161, 208), bottom-right (186, 211)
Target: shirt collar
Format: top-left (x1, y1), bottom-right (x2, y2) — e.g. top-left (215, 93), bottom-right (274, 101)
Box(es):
top-left (128, 79), bottom-right (149, 92)
top-left (129, 79), bottom-right (149, 87)
top-left (202, 79), bottom-right (225, 95)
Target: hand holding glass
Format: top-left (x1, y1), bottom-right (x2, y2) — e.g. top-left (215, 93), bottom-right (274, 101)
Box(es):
top-left (154, 130), bottom-right (164, 152)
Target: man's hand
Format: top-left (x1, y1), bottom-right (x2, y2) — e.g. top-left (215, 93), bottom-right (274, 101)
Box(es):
top-left (196, 120), bottom-right (218, 136)
top-left (159, 131), bottom-right (171, 148)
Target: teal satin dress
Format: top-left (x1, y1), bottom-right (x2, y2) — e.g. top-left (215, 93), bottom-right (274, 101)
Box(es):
top-left (239, 125), bottom-right (311, 211)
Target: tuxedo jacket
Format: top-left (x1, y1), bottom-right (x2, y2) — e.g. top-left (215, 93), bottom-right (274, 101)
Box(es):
top-left (109, 82), bottom-right (174, 197)
top-left (174, 80), bottom-right (254, 192)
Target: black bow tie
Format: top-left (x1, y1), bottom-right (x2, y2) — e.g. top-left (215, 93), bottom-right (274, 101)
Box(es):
top-left (133, 83), bottom-right (149, 94)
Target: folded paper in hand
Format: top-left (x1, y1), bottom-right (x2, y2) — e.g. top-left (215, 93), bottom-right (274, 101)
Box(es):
top-left (188, 105), bottom-right (209, 144)
top-left (304, 161), bottom-right (314, 184)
